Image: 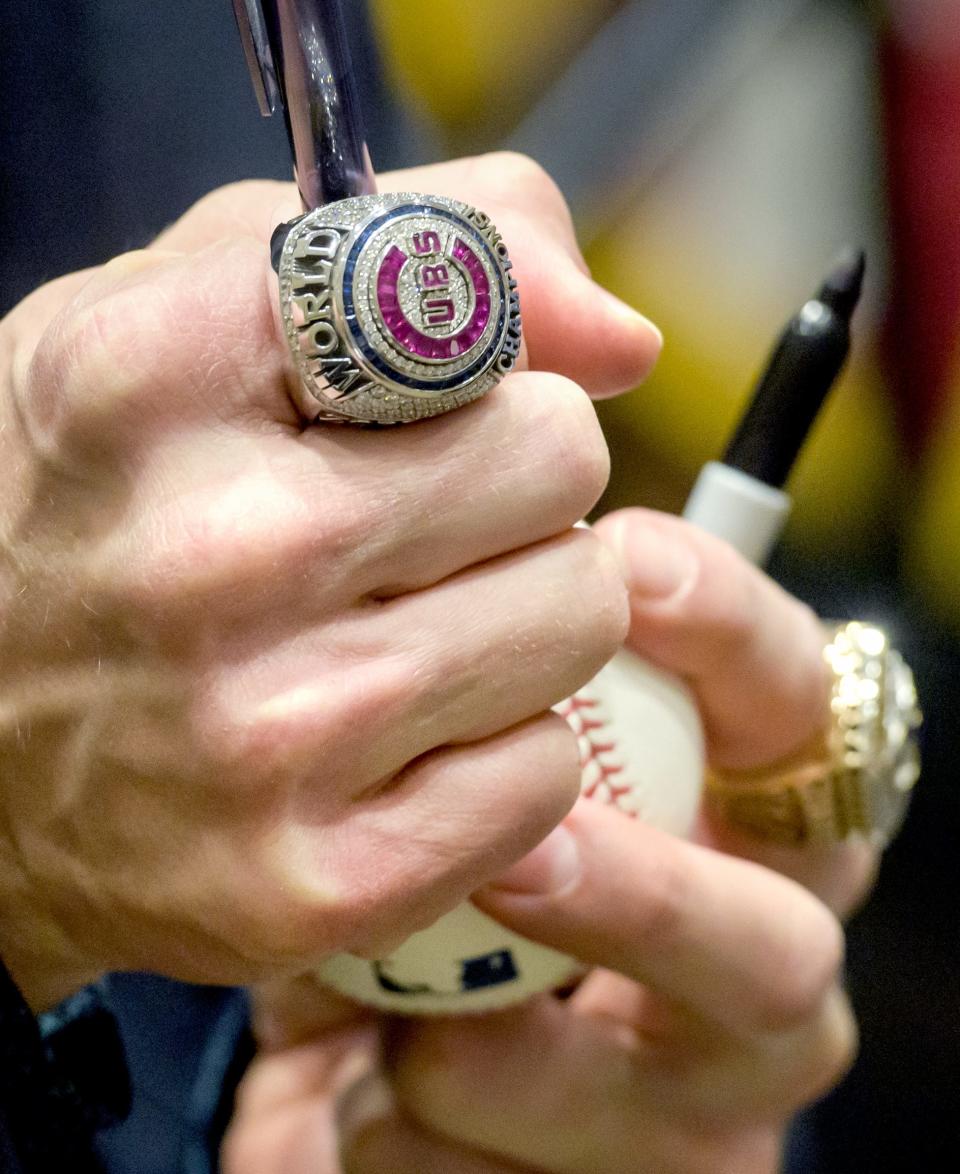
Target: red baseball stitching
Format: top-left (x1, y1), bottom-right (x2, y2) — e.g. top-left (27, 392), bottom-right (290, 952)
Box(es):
top-left (555, 690), bottom-right (635, 813)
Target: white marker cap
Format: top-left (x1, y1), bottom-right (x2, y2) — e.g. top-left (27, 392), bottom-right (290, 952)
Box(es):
top-left (682, 461), bottom-right (791, 566)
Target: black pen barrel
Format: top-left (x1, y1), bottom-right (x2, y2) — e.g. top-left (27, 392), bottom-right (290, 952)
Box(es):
top-left (723, 308), bottom-right (850, 488)
top-left (723, 250), bottom-right (865, 490)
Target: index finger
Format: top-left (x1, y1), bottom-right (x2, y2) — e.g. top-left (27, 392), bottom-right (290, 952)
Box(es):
top-left (474, 799), bottom-right (846, 1041)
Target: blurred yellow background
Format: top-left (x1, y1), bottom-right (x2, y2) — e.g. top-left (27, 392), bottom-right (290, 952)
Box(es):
top-left (372, 0), bottom-right (960, 624)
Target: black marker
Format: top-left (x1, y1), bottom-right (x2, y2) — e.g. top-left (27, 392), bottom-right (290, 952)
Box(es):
top-left (683, 249), bottom-right (865, 564)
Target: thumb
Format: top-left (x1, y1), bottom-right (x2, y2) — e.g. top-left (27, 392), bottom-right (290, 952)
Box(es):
top-left (593, 508), bottom-right (829, 771)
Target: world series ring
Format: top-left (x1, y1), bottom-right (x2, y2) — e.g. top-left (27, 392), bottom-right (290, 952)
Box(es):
top-left (272, 192), bottom-right (522, 425)
top-left (706, 621), bottom-right (922, 848)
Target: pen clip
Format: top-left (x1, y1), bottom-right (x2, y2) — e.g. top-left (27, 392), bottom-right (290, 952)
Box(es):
top-left (232, 0), bottom-right (281, 117)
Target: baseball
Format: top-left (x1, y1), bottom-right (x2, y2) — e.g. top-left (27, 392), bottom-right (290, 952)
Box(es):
top-left (314, 649), bottom-right (705, 1014)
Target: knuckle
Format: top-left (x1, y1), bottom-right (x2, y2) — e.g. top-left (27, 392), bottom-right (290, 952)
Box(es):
top-left (533, 373), bottom-right (611, 511)
top-left (174, 855), bottom-right (327, 978)
top-left (30, 238), bottom-right (274, 453)
top-left (16, 325), bottom-right (71, 457)
top-left (481, 151), bottom-right (571, 219)
top-left (181, 666), bottom-right (304, 793)
top-left (757, 905), bottom-right (846, 1033)
top-left (187, 678), bottom-right (311, 788)
top-left (327, 854), bottom-right (452, 960)
top-left (296, 492), bottom-right (375, 572)
top-left (536, 709), bottom-right (586, 799)
top-left (22, 281), bottom-right (183, 459)
top-left (103, 478), bottom-right (360, 630)
top-left (175, 688), bottom-right (263, 793)
top-left (566, 528), bottom-right (631, 655)
top-left (72, 286), bottom-right (168, 393)
top-left (818, 993), bottom-right (860, 1090)
top-left (230, 887), bottom-right (328, 968)
top-left (189, 659), bottom-right (403, 802)
top-left (20, 302), bottom-right (136, 456)
top-left (781, 988), bottom-right (859, 1111)
top-left (211, 832), bottom-right (350, 967)
top-left (158, 488), bottom-right (298, 598)
top-left (630, 846), bottom-right (691, 952)
top-left (507, 717), bottom-right (584, 828)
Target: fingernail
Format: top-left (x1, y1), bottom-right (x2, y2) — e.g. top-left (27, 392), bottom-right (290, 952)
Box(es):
top-left (607, 520), bottom-right (699, 600)
top-left (597, 286), bottom-right (663, 348)
top-left (482, 825), bottom-right (581, 898)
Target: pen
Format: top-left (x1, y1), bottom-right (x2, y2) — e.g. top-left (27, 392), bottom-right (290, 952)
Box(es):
top-left (682, 248), bottom-right (866, 564)
top-left (233, 0), bottom-right (375, 209)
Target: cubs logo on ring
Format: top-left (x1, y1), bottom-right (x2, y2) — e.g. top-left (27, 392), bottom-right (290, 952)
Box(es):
top-left (273, 193), bottom-right (522, 424)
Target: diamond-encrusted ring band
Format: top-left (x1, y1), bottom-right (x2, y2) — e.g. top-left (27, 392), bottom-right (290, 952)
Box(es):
top-left (271, 193), bottom-right (522, 425)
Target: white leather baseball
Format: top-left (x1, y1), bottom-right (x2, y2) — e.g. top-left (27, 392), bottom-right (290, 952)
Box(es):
top-left (314, 649), bottom-right (705, 1014)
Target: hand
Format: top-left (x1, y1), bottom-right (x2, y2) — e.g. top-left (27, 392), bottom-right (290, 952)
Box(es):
top-left (593, 508), bottom-right (879, 916)
top-left (223, 516), bottom-right (865, 1174)
top-left (0, 153), bottom-right (661, 1009)
top-left (224, 826), bottom-right (853, 1174)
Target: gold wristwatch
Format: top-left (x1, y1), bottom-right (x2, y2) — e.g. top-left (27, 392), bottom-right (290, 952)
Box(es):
top-left (706, 621), bottom-right (922, 849)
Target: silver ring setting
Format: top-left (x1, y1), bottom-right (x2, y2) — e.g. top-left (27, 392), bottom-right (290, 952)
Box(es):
top-left (273, 193), bottom-right (522, 424)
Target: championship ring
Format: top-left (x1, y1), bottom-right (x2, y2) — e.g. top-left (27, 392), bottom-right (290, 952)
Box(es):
top-left (706, 621), bottom-right (922, 849)
top-left (272, 192), bottom-right (522, 424)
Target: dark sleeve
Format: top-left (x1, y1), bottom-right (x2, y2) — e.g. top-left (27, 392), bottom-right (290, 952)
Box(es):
top-left (0, 1108), bottom-right (28, 1174)
top-left (0, 960), bottom-right (125, 1174)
